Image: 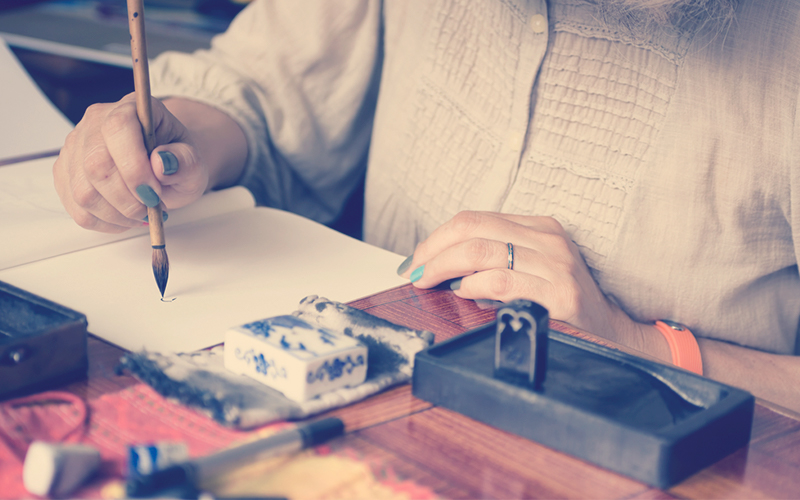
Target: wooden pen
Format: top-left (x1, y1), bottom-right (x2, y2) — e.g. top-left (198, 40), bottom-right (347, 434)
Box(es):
top-left (127, 0), bottom-right (169, 297)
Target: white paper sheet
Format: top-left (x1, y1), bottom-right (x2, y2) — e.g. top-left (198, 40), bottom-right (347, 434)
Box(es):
top-left (0, 157), bottom-right (256, 271)
top-left (0, 38), bottom-right (74, 163)
top-left (0, 53), bottom-right (408, 354)
top-left (0, 206), bottom-right (407, 353)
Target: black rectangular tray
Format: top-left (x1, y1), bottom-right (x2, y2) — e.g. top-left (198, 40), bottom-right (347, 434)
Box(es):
top-left (412, 323), bottom-right (754, 489)
top-left (1, 280), bottom-right (88, 400)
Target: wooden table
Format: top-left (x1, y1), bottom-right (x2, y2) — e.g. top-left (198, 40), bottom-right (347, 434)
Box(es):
top-left (21, 284), bottom-right (800, 499)
top-left (327, 285), bottom-right (800, 499)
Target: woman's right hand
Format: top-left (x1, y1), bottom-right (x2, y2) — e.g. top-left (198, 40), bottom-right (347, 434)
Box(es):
top-left (53, 93), bottom-right (211, 233)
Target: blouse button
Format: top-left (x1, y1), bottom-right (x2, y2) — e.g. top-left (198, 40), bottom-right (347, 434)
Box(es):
top-left (529, 14), bottom-right (547, 34)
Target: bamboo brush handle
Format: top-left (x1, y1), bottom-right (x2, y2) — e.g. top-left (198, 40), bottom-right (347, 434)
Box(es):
top-left (127, 0), bottom-right (155, 154)
top-left (127, 0), bottom-right (164, 247)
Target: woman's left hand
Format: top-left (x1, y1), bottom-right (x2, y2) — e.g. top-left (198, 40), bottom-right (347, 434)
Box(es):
top-left (398, 211), bottom-right (665, 356)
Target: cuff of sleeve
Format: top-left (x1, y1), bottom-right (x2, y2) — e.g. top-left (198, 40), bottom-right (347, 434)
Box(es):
top-left (654, 320), bottom-right (703, 376)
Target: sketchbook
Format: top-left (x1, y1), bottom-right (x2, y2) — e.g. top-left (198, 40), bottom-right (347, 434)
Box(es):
top-left (0, 157), bottom-right (408, 353)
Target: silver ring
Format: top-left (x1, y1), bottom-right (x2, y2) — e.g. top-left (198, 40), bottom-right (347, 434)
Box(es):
top-left (507, 242), bottom-right (514, 270)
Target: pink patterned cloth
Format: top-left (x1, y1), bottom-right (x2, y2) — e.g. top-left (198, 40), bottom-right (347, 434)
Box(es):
top-left (0, 385), bottom-right (263, 499)
top-left (0, 373), bottom-right (437, 499)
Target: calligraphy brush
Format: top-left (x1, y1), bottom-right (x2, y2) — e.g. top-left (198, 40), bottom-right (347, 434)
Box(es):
top-left (127, 0), bottom-right (169, 297)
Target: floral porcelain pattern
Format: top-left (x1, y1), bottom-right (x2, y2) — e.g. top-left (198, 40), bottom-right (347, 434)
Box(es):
top-left (233, 348), bottom-right (288, 380)
top-left (241, 315), bottom-right (360, 359)
top-left (307, 354), bottom-right (366, 384)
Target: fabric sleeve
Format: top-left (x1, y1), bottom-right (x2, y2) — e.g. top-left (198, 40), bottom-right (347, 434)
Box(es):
top-left (149, 0), bottom-right (383, 224)
top-left (793, 79), bottom-right (800, 355)
top-left (788, 5), bottom-right (800, 355)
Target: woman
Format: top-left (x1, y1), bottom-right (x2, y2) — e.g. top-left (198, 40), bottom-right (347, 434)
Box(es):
top-left (53, 0), bottom-right (800, 411)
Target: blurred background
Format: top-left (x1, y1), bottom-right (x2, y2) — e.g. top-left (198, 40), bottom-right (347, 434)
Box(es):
top-left (0, 0), bottom-right (249, 123)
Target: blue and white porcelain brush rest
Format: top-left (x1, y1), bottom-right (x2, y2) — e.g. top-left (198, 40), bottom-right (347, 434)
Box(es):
top-left (224, 315), bottom-right (367, 402)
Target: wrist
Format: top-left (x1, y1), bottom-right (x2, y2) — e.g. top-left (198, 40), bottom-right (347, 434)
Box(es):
top-left (633, 322), bottom-right (674, 365)
top-left (164, 98), bottom-right (247, 190)
top-left (604, 303), bottom-right (672, 364)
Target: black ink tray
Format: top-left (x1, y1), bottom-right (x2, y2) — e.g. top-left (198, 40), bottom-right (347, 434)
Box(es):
top-left (412, 323), bottom-right (754, 489)
top-left (0, 280), bottom-right (88, 400)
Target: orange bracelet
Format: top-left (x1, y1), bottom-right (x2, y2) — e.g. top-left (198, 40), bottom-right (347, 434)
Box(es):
top-left (654, 320), bottom-right (703, 375)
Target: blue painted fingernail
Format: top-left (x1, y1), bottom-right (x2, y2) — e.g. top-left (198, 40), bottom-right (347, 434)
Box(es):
top-left (410, 265), bottom-right (425, 283)
top-left (449, 278), bottom-right (462, 291)
top-left (397, 255), bottom-right (414, 275)
top-left (136, 184), bottom-right (160, 207)
top-left (142, 212), bottom-right (168, 223)
top-left (159, 151), bottom-right (179, 175)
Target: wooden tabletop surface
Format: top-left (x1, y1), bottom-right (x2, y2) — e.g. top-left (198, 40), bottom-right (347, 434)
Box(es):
top-left (327, 284), bottom-right (800, 499)
top-left (45, 284), bottom-right (800, 498)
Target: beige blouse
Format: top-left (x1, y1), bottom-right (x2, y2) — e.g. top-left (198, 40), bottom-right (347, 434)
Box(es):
top-left (151, 0), bottom-right (800, 354)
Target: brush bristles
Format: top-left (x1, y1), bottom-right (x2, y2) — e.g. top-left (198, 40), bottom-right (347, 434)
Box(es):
top-left (152, 247), bottom-right (169, 298)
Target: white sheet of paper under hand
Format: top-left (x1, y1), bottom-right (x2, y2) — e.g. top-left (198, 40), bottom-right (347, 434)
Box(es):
top-left (116, 297), bottom-right (434, 429)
